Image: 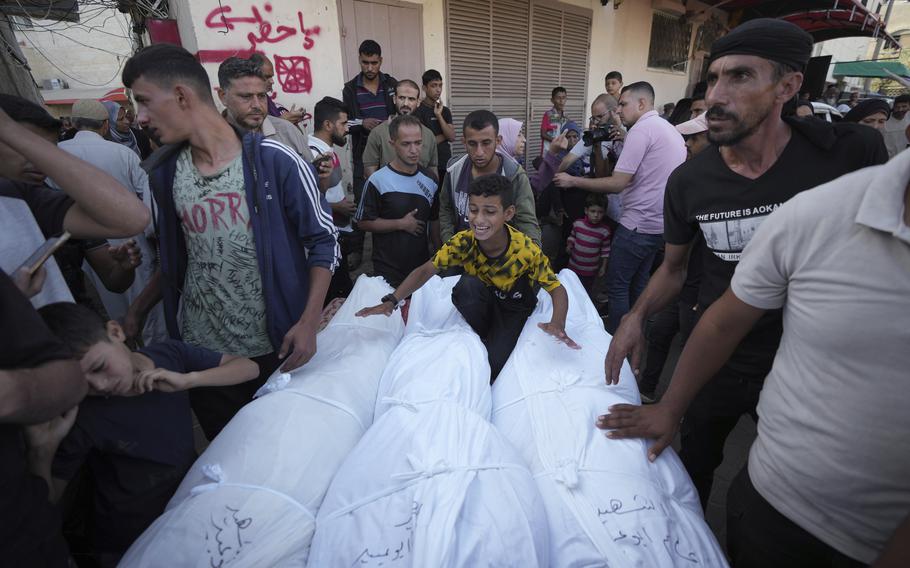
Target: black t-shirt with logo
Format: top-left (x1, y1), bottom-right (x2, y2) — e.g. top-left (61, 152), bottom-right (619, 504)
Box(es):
top-left (356, 165), bottom-right (439, 287)
top-left (415, 103), bottom-right (454, 170)
top-left (664, 117), bottom-right (887, 380)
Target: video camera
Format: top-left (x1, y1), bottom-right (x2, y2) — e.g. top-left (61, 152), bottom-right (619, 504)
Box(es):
top-left (582, 124), bottom-right (614, 147)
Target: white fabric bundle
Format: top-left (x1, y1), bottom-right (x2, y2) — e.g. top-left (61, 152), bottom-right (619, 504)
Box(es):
top-left (120, 276), bottom-right (405, 568)
top-left (309, 276), bottom-right (549, 567)
top-left (491, 270), bottom-right (729, 567)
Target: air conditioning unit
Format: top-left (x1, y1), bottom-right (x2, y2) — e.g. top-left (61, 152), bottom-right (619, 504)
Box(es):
top-left (42, 78), bottom-right (69, 90)
top-left (651, 0), bottom-right (686, 17)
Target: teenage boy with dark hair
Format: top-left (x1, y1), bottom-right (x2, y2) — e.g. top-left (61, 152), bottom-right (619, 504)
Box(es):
top-left (605, 71), bottom-right (623, 99)
top-left (359, 174), bottom-right (577, 380)
top-left (356, 114), bottom-right (438, 287)
top-left (541, 86), bottom-right (568, 155)
top-left (342, 39), bottom-right (398, 269)
top-left (438, 109), bottom-right (541, 245)
top-left (415, 69), bottom-right (456, 182)
top-left (37, 302), bottom-right (258, 565)
top-left (121, 43), bottom-right (339, 440)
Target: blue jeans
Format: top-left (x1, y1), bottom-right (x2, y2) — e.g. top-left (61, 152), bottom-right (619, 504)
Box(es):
top-left (605, 224), bottom-right (663, 334)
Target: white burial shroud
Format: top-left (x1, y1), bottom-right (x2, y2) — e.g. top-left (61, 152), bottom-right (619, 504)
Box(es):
top-left (492, 270), bottom-right (729, 567)
top-left (308, 275), bottom-right (550, 567)
top-left (119, 276), bottom-right (405, 568)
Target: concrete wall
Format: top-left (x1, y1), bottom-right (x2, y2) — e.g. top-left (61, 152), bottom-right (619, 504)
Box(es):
top-left (407, 0), bottom-right (447, 87)
top-left (173, 0), bottom-right (348, 118)
top-left (13, 8), bottom-right (134, 90)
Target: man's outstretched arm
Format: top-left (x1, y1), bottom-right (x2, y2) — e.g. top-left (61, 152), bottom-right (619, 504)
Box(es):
top-left (597, 288), bottom-right (765, 461)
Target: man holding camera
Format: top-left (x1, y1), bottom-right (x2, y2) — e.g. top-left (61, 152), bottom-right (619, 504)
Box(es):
top-left (558, 93), bottom-right (624, 228)
top-left (554, 82), bottom-right (685, 333)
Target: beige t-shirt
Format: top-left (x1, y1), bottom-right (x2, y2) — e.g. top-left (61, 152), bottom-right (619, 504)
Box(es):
top-left (172, 148), bottom-right (272, 357)
top-left (731, 151), bottom-right (910, 563)
top-left (361, 119), bottom-right (438, 172)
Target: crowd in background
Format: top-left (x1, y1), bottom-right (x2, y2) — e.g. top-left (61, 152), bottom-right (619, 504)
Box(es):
top-left (1, 15), bottom-right (908, 568)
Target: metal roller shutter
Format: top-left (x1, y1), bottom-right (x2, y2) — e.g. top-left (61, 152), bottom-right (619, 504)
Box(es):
top-left (528, 0), bottom-right (592, 165)
top-left (445, 0), bottom-right (591, 167)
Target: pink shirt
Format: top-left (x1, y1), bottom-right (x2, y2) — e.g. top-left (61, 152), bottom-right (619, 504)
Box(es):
top-left (614, 110), bottom-right (686, 234)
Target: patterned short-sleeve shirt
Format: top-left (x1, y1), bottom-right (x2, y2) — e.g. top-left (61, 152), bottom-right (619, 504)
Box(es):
top-left (432, 224), bottom-right (561, 293)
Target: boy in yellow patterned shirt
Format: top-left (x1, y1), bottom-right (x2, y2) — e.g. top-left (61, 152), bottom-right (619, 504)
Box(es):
top-left (359, 174), bottom-right (577, 380)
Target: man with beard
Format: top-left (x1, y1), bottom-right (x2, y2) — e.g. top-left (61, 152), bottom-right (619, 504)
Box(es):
top-left (362, 80), bottom-right (438, 180)
top-left (217, 57), bottom-right (314, 162)
top-left (597, 18), bottom-right (887, 511)
top-left (309, 96), bottom-right (355, 300)
top-left (882, 94), bottom-right (910, 158)
top-left (553, 82), bottom-right (686, 334)
top-left (248, 53), bottom-right (305, 125)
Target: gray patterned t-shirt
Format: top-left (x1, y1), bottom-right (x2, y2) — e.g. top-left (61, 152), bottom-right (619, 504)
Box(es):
top-left (172, 148), bottom-right (272, 357)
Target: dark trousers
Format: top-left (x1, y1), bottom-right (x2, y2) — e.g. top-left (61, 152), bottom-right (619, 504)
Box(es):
top-left (189, 351), bottom-right (281, 441)
top-left (639, 299), bottom-right (697, 395)
top-left (678, 369), bottom-right (762, 509)
top-left (348, 169), bottom-right (367, 255)
top-left (325, 232), bottom-right (354, 304)
top-left (452, 275), bottom-right (537, 382)
top-left (605, 225), bottom-right (663, 334)
top-left (727, 467), bottom-right (867, 568)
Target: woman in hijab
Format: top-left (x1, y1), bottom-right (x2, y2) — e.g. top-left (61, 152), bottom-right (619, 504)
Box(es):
top-left (843, 98), bottom-right (891, 131)
top-left (102, 100), bottom-right (142, 156)
top-left (497, 117), bottom-right (526, 162)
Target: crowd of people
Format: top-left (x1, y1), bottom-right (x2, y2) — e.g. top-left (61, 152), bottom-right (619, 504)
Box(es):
top-left (0, 14), bottom-right (907, 568)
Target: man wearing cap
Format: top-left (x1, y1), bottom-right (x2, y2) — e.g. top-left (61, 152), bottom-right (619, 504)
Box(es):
top-left (598, 17), bottom-right (887, 530)
top-left (56, 99), bottom-right (164, 342)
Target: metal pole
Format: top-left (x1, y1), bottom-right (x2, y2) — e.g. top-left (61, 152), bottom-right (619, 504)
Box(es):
top-left (866, 0), bottom-right (896, 92)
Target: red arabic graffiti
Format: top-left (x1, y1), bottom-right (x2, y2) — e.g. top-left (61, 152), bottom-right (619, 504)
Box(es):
top-left (274, 55), bottom-right (312, 93)
top-left (205, 2), bottom-right (321, 52)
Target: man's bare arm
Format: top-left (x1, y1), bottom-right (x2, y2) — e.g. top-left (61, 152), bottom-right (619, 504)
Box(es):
top-left (557, 171), bottom-right (633, 194)
top-left (599, 289), bottom-right (765, 460)
top-left (604, 242), bottom-right (693, 381)
top-left (0, 361), bottom-right (86, 424)
top-left (0, 109), bottom-right (149, 239)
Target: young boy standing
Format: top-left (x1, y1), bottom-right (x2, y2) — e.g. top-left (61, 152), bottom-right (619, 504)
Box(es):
top-left (541, 87), bottom-right (568, 155)
top-left (566, 194), bottom-right (612, 292)
top-left (358, 174), bottom-right (577, 380)
top-left (37, 302), bottom-right (259, 565)
top-left (355, 115), bottom-right (438, 287)
top-left (415, 69), bottom-right (456, 183)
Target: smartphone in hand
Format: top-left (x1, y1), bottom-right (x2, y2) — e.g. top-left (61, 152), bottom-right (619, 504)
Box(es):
top-left (18, 232), bottom-right (71, 275)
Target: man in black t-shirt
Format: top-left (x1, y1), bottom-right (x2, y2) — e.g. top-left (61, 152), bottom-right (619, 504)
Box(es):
top-left (598, 18), bottom-right (887, 511)
top-left (415, 69), bottom-right (456, 182)
top-left (355, 115), bottom-right (438, 287)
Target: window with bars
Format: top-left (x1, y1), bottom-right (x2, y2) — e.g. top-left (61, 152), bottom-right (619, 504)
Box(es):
top-left (647, 11), bottom-right (692, 72)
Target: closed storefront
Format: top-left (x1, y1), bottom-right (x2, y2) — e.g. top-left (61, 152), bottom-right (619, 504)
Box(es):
top-left (445, 0), bottom-right (592, 165)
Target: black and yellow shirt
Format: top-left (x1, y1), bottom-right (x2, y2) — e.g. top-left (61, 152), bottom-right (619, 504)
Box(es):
top-left (432, 225), bottom-right (561, 293)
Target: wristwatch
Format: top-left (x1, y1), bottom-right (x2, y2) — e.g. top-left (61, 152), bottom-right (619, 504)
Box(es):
top-left (381, 293), bottom-right (404, 311)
